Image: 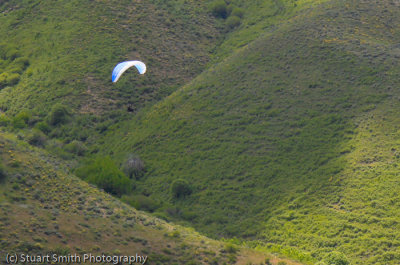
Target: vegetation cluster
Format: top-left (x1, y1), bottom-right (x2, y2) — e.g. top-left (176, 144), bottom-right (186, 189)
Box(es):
top-left (0, 44), bottom-right (29, 89)
top-left (210, 0), bottom-right (245, 29)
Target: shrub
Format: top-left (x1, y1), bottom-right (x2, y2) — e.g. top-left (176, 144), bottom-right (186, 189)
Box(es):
top-left (171, 179), bottom-right (192, 198)
top-left (231, 7), bottom-right (245, 18)
top-left (6, 73), bottom-right (20, 85)
top-left (65, 140), bottom-right (87, 156)
top-left (181, 210), bottom-right (197, 221)
top-left (0, 163), bottom-right (7, 181)
top-left (0, 72), bottom-right (20, 87)
top-left (324, 251), bottom-right (349, 265)
top-left (211, 1), bottom-right (228, 18)
top-left (75, 156), bottom-right (131, 196)
top-left (226, 16), bottom-right (241, 29)
top-left (0, 114), bottom-right (10, 127)
top-left (121, 194), bottom-right (159, 212)
top-left (13, 57), bottom-right (29, 68)
top-left (122, 154), bottom-right (145, 179)
top-left (48, 104), bottom-right (70, 126)
top-left (5, 48), bottom-right (19, 60)
top-left (27, 130), bottom-right (47, 147)
top-left (226, 4), bottom-right (233, 16)
top-left (224, 243), bottom-right (238, 254)
top-left (35, 121), bottom-right (51, 134)
top-left (0, 73), bottom-right (7, 88)
top-left (12, 111), bottom-right (31, 129)
top-left (166, 206), bottom-right (182, 217)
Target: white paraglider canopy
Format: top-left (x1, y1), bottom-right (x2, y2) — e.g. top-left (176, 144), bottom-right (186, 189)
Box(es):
top-left (112, 61), bottom-right (146, 83)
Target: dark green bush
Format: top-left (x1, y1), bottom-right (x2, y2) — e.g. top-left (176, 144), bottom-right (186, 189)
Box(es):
top-left (171, 179), bottom-right (192, 198)
top-left (35, 121), bottom-right (51, 134)
top-left (48, 104), bottom-right (70, 126)
top-left (324, 251), bottom-right (349, 265)
top-left (12, 111), bottom-right (31, 129)
top-left (27, 130), bottom-right (47, 147)
top-left (226, 16), bottom-right (241, 29)
top-left (122, 154), bottom-right (145, 179)
top-left (65, 140), bottom-right (87, 156)
top-left (75, 156), bottom-right (131, 196)
top-left (0, 163), bottom-right (7, 180)
top-left (211, 1), bottom-right (228, 18)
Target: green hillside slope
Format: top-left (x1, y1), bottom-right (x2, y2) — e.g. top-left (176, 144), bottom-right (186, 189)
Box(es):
top-left (0, 132), bottom-right (306, 265)
top-left (102, 0), bottom-right (400, 263)
top-left (2, 0), bottom-right (400, 264)
top-left (0, 0), bottom-right (221, 149)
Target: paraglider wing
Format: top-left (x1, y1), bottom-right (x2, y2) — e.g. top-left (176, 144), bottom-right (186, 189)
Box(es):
top-left (112, 61), bottom-right (146, 83)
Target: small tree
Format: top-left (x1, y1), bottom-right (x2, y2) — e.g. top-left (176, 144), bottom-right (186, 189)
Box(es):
top-left (171, 179), bottom-right (192, 198)
top-left (0, 114), bottom-right (10, 127)
top-left (231, 7), bottom-right (245, 18)
top-left (211, 1), bottom-right (228, 18)
top-left (65, 140), bottom-right (87, 156)
top-left (35, 121), bottom-right (51, 134)
top-left (27, 130), bottom-right (47, 147)
top-left (48, 104), bottom-right (70, 126)
top-left (324, 251), bottom-right (349, 265)
top-left (226, 16), bottom-right (241, 29)
top-left (75, 156), bottom-right (131, 196)
top-left (12, 111), bottom-right (31, 129)
top-left (122, 154), bottom-right (145, 179)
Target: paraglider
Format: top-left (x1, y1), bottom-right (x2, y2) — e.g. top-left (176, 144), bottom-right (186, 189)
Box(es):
top-left (112, 61), bottom-right (146, 83)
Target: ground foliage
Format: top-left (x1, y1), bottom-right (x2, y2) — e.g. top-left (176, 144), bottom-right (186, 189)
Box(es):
top-left (1, 0), bottom-right (400, 264)
top-left (102, 0), bottom-right (400, 264)
top-left (0, 132), bottom-right (290, 265)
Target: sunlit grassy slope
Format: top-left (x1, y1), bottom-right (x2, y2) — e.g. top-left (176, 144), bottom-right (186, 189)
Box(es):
top-left (0, 0), bottom-right (219, 119)
top-left (102, 0), bottom-right (400, 263)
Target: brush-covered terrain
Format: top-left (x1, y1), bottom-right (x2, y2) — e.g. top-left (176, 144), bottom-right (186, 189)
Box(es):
top-left (1, 131), bottom-right (298, 265)
top-left (1, 0), bottom-right (400, 264)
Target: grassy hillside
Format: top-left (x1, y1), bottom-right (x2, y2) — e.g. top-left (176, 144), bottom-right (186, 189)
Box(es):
top-left (101, 0), bottom-right (400, 263)
top-left (0, 1), bottom-right (319, 264)
top-left (0, 131), bottom-right (307, 265)
top-left (0, 0), bottom-right (223, 151)
top-left (0, 0), bottom-right (220, 111)
top-left (2, 0), bottom-right (400, 264)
